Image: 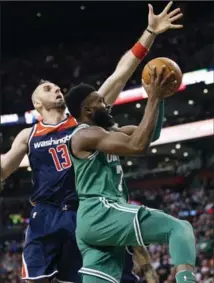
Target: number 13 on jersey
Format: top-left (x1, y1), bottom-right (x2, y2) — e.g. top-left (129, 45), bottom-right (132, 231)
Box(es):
top-left (49, 144), bottom-right (72, 171)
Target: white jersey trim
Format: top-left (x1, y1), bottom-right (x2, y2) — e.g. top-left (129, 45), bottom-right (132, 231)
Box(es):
top-left (70, 124), bottom-right (99, 160)
top-left (99, 197), bottom-right (145, 246)
top-left (27, 124), bottom-right (37, 156)
top-left (40, 115), bottom-right (69, 128)
top-left (79, 267), bottom-right (119, 283)
top-left (22, 247), bottom-right (58, 280)
top-left (55, 279), bottom-right (75, 283)
top-left (126, 246), bottom-right (133, 255)
top-left (21, 270), bottom-right (58, 280)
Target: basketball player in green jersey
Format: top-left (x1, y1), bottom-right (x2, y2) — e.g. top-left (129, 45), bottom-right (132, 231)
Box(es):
top-left (64, 64), bottom-right (196, 283)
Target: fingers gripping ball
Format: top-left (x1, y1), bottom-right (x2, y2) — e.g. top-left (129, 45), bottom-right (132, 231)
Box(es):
top-left (142, 57), bottom-right (182, 96)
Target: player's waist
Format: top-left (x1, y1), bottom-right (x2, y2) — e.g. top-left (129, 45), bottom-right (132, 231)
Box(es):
top-left (78, 196), bottom-right (128, 211)
top-left (30, 200), bottom-right (79, 211)
top-left (79, 195), bottom-right (127, 202)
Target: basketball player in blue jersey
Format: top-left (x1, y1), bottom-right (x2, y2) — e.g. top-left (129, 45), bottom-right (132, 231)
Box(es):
top-left (1, 2), bottom-right (183, 282)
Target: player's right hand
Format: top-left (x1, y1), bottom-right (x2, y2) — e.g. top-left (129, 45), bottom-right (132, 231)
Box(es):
top-left (142, 66), bottom-right (177, 100)
top-left (147, 1), bottom-right (183, 35)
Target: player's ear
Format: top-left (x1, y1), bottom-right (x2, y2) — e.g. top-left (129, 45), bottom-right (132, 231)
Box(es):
top-left (33, 99), bottom-right (42, 110)
top-left (82, 105), bottom-right (93, 116)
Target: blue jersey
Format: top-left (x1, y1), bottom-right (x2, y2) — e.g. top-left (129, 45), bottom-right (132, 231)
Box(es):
top-left (28, 116), bottom-right (78, 207)
top-left (122, 248), bottom-right (139, 282)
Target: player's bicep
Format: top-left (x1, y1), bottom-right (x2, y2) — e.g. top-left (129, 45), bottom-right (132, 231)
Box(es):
top-left (97, 131), bottom-right (135, 155)
top-left (1, 129), bottom-right (30, 180)
top-left (118, 125), bottom-right (137, 136)
top-left (73, 127), bottom-right (137, 156)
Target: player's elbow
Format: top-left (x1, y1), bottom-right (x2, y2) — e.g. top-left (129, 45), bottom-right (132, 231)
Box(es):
top-left (0, 161), bottom-right (14, 182)
top-left (128, 134), bottom-right (152, 154)
top-left (128, 142), bottom-right (149, 155)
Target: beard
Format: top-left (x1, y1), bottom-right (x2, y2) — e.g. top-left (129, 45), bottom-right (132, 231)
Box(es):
top-left (55, 100), bottom-right (66, 110)
top-left (92, 108), bottom-right (115, 129)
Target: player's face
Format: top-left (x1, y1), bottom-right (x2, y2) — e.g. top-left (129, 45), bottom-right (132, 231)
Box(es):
top-left (37, 82), bottom-right (66, 111)
top-left (85, 92), bottom-right (115, 128)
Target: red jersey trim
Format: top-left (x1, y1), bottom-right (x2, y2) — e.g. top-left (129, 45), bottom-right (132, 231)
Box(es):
top-left (34, 116), bottom-right (77, 137)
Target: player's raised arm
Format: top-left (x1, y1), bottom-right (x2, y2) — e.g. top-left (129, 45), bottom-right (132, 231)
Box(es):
top-left (113, 100), bottom-right (164, 142)
top-left (99, 1), bottom-right (183, 105)
top-left (1, 128), bottom-right (31, 181)
top-left (71, 97), bottom-right (158, 156)
top-left (70, 67), bottom-right (176, 157)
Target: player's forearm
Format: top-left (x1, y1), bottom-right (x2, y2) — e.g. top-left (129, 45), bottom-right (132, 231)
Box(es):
top-left (1, 164), bottom-right (11, 181)
top-left (114, 29), bottom-right (157, 81)
top-left (0, 167), bottom-right (5, 182)
top-left (151, 100), bottom-right (164, 142)
top-left (129, 96), bottom-right (160, 153)
top-left (100, 29), bottom-right (157, 105)
top-left (117, 100), bottom-right (164, 138)
top-left (1, 154), bottom-right (24, 181)
top-left (0, 164), bottom-right (13, 182)
top-left (1, 159), bottom-right (7, 181)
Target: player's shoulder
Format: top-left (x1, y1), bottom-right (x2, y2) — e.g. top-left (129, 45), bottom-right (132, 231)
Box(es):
top-left (20, 127), bottom-right (33, 139)
top-left (72, 126), bottom-right (109, 150)
top-left (15, 127), bottom-right (33, 145)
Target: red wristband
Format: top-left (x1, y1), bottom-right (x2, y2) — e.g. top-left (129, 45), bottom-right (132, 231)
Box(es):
top-left (131, 42), bottom-right (148, 60)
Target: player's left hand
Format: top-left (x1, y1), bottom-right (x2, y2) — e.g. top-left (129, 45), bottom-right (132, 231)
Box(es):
top-left (147, 1), bottom-right (183, 35)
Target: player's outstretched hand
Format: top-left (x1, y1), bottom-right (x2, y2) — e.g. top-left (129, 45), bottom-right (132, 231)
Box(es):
top-left (142, 66), bottom-right (177, 100)
top-left (147, 1), bottom-right (183, 34)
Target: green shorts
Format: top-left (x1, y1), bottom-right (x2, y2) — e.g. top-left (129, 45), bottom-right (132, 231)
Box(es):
top-left (76, 197), bottom-right (152, 283)
top-left (76, 197), bottom-right (195, 282)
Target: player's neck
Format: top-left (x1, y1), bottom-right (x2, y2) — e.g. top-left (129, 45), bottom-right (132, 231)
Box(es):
top-left (41, 109), bottom-right (67, 125)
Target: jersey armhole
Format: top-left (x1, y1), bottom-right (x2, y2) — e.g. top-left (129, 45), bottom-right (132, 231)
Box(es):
top-left (68, 124), bottom-right (99, 160)
top-left (27, 124), bottom-right (38, 155)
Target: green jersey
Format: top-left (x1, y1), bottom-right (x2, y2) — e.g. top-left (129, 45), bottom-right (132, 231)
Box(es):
top-left (70, 124), bottom-right (129, 203)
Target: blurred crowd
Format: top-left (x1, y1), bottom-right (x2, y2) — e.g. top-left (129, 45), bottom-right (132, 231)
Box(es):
top-left (0, 242), bottom-right (22, 283)
top-left (1, 177), bottom-right (213, 283)
top-left (1, 3), bottom-right (214, 283)
top-left (130, 179), bottom-right (214, 283)
top-left (2, 21), bottom-right (214, 115)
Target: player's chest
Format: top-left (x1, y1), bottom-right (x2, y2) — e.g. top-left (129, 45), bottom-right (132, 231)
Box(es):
top-left (29, 132), bottom-right (73, 170)
top-left (31, 131), bottom-right (72, 150)
top-left (100, 153), bottom-right (121, 171)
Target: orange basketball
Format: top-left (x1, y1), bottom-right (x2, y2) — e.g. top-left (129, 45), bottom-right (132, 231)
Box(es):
top-left (142, 57), bottom-right (182, 94)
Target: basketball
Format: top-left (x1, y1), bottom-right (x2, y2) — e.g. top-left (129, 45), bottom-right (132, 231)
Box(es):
top-left (142, 57), bottom-right (183, 94)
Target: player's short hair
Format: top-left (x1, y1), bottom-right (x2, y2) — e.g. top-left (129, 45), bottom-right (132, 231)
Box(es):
top-left (65, 83), bottom-right (96, 118)
top-left (39, 79), bottom-right (50, 85)
top-left (31, 79), bottom-right (50, 101)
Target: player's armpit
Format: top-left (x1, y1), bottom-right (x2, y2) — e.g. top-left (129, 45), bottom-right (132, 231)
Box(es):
top-left (71, 126), bottom-right (144, 157)
top-left (1, 128), bottom-right (31, 181)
